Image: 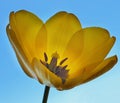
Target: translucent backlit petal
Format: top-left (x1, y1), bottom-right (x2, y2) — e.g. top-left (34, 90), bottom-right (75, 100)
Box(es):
top-left (35, 25), bottom-right (47, 60)
top-left (6, 25), bottom-right (36, 78)
top-left (9, 10), bottom-right (44, 62)
top-left (61, 55), bottom-right (117, 90)
top-left (45, 11), bottom-right (82, 60)
top-left (63, 30), bottom-right (84, 64)
top-left (82, 55), bottom-right (118, 83)
top-left (67, 27), bottom-right (116, 73)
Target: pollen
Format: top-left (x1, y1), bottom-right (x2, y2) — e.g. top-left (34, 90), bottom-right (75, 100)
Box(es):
top-left (40, 52), bottom-right (69, 84)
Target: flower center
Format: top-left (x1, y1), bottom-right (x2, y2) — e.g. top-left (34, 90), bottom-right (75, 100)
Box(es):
top-left (40, 52), bottom-right (69, 84)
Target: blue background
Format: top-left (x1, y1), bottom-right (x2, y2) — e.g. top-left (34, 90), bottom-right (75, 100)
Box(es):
top-left (0, 0), bottom-right (120, 103)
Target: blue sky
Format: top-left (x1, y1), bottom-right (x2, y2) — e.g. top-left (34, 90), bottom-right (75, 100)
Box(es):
top-left (0, 0), bottom-right (120, 103)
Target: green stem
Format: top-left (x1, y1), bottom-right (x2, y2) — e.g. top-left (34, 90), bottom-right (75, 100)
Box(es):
top-left (42, 86), bottom-right (50, 103)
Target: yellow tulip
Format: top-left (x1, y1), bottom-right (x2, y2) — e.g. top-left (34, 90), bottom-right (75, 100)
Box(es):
top-left (6, 10), bottom-right (117, 90)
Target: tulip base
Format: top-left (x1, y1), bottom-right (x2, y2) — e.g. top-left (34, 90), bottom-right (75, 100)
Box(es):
top-left (42, 86), bottom-right (50, 103)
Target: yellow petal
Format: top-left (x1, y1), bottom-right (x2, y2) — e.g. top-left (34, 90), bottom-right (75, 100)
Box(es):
top-left (35, 25), bottom-right (47, 60)
top-left (45, 11), bottom-right (82, 59)
top-left (61, 55), bottom-right (117, 90)
top-left (6, 25), bottom-right (36, 78)
top-left (32, 58), bottom-right (63, 89)
top-left (9, 10), bottom-right (44, 62)
top-left (61, 62), bottom-right (99, 90)
top-left (79, 27), bottom-right (114, 61)
top-left (63, 30), bottom-right (84, 63)
top-left (77, 36), bottom-right (116, 70)
top-left (82, 55), bottom-right (118, 83)
top-left (67, 27), bottom-right (116, 74)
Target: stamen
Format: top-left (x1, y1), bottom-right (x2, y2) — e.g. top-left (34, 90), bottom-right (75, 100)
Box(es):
top-left (40, 52), bottom-right (69, 84)
top-left (40, 60), bottom-right (49, 68)
top-left (59, 58), bottom-right (68, 65)
top-left (62, 65), bottom-right (68, 70)
top-left (40, 60), bottom-right (45, 65)
top-left (44, 52), bottom-right (48, 62)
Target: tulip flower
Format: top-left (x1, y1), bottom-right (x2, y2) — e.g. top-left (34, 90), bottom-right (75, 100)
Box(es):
top-left (6, 10), bottom-right (117, 103)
